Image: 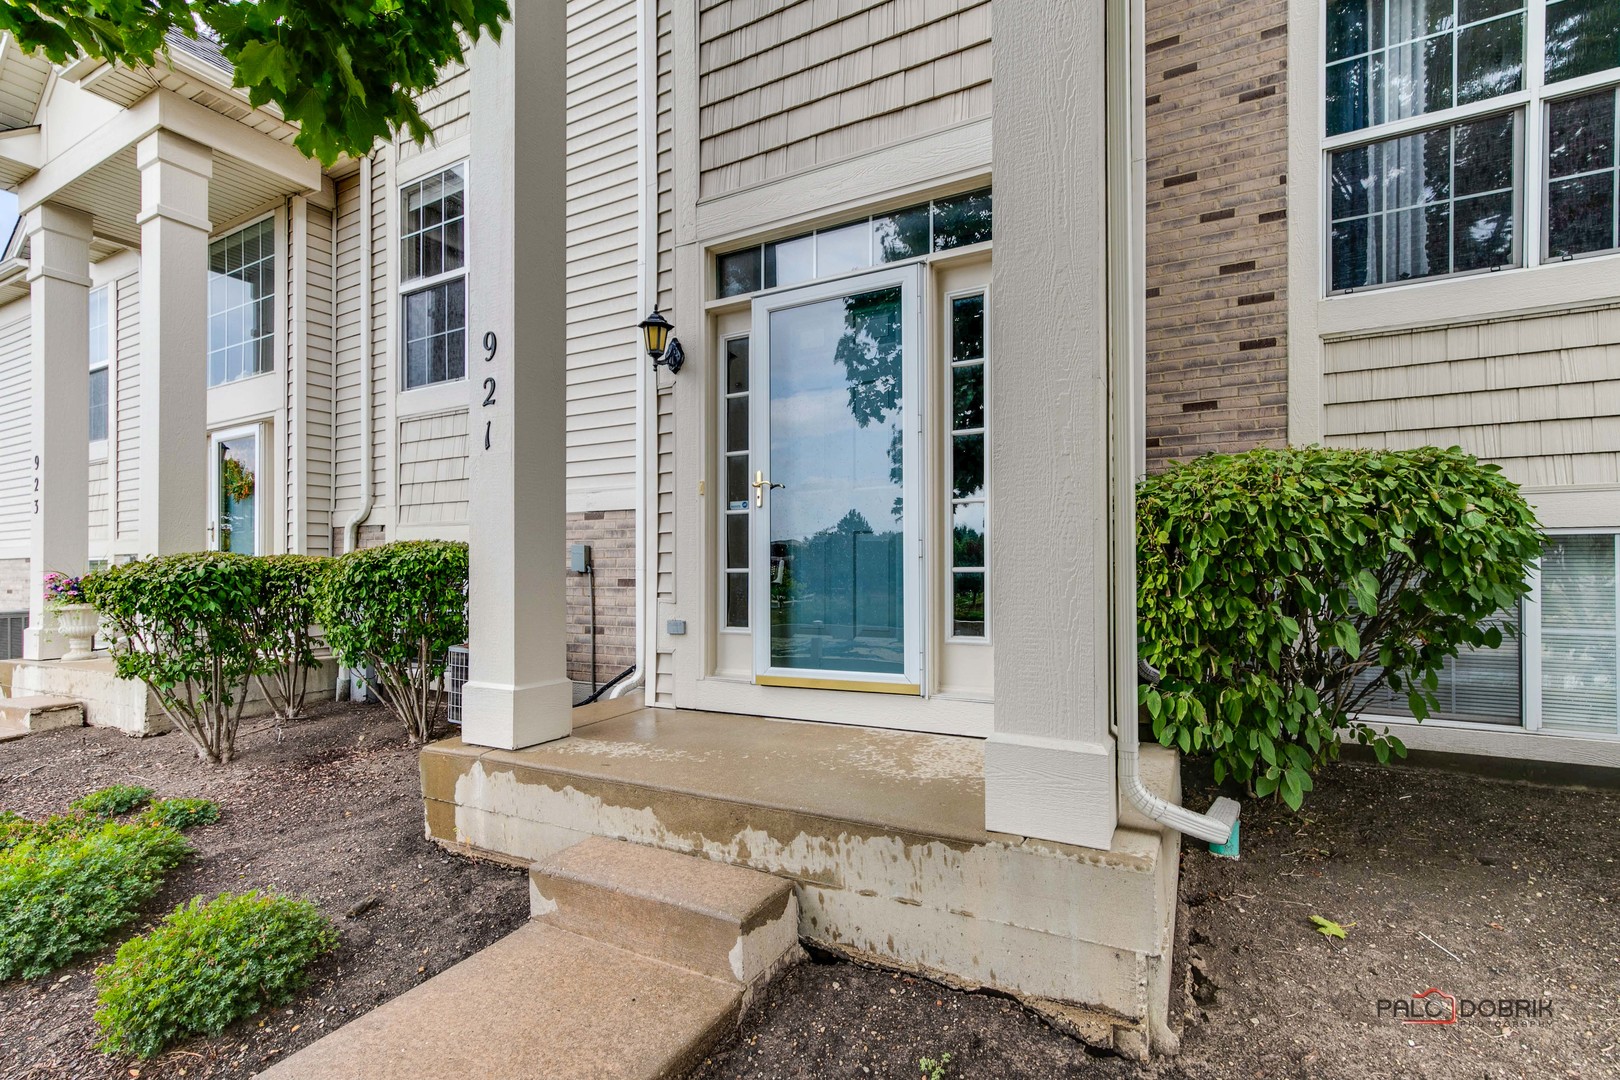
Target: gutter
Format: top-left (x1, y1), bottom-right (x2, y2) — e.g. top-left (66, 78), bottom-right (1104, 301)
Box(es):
top-left (1106, 0), bottom-right (1238, 850)
top-left (341, 150), bottom-right (377, 555)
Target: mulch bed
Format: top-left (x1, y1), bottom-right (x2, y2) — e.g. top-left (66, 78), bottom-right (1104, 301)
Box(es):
top-left (695, 759), bottom-right (1620, 1080)
top-left (0, 700), bottom-right (529, 1080)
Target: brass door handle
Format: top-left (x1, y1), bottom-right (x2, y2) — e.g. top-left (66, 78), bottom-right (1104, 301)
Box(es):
top-left (751, 471), bottom-right (783, 507)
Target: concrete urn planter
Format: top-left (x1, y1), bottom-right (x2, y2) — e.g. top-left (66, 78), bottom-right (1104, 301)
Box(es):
top-left (54, 604), bottom-right (100, 662)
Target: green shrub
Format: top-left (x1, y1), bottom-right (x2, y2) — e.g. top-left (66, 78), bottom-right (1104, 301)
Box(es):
top-left (0, 820), bottom-right (191, 980)
top-left (140, 798), bottom-right (221, 831)
top-left (252, 555), bottom-right (331, 723)
top-left (94, 891), bottom-right (339, 1058)
top-left (82, 552), bottom-right (264, 763)
top-left (1137, 446), bottom-right (1543, 809)
top-left (316, 540), bottom-right (469, 743)
top-left (70, 785), bottom-right (155, 818)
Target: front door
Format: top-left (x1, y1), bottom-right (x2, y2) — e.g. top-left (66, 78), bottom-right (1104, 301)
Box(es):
top-left (750, 266), bottom-right (923, 692)
top-left (209, 428), bottom-right (260, 555)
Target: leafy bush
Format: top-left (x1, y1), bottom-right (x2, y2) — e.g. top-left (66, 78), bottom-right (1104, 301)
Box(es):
top-left (83, 552), bottom-right (264, 763)
top-left (70, 785), bottom-right (155, 818)
top-left (1137, 446), bottom-right (1542, 809)
top-left (0, 819), bottom-right (191, 980)
top-left (251, 555), bottom-right (331, 723)
top-left (140, 798), bottom-right (221, 831)
top-left (316, 540), bottom-right (469, 743)
top-left (94, 891), bottom-right (339, 1058)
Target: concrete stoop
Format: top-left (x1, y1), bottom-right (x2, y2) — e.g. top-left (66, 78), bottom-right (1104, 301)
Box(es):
top-left (261, 837), bottom-right (801, 1080)
top-left (0, 695), bottom-right (85, 742)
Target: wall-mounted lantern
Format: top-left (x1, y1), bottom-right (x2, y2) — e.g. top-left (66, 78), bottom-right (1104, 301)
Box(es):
top-left (639, 306), bottom-right (684, 374)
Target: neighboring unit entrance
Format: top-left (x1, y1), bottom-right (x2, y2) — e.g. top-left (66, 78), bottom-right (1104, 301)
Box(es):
top-left (749, 267), bottom-right (924, 693)
top-left (209, 427), bottom-right (260, 555)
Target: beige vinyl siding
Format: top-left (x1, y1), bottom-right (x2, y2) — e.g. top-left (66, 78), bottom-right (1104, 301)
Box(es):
top-left (88, 459), bottom-right (108, 543)
top-left (114, 272), bottom-right (139, 540)
top-left (330, 155), bottom-right (392, 545)
top-left (1323, 305), bottom-right (1620, 487)
top-left (0, 314), bottom-right (29, 555)
top-left (568, 0), bottom-right (641, 508)
top-left (295, 202), bottom-right (337, 555)
top-left (657, 0), bottom-right (674, 311)
top-left (398, 63), bottom-right (471, 165)
top-left (397, 410), bottom-right (470, 526)
top-left (696, 0), bottom-right (991, 198)
top-left (0, 43), bottom-right (50, 127)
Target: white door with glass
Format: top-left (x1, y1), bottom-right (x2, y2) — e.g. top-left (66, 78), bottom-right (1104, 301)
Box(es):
top-left (208, 428), bottom-right (261, 555)
top-left (748, 267), bottom-right (924, 692)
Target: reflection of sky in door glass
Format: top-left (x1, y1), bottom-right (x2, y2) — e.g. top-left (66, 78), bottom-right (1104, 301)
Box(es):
top-left (769, 293), bottom-right (903, 544)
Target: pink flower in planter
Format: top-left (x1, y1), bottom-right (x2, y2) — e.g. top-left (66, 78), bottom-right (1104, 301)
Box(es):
top-left (43, 570), bottom-right (88, 606)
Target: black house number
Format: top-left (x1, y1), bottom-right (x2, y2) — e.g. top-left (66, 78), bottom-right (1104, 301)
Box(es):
top-left (481, 332), bottom-right (498, 450)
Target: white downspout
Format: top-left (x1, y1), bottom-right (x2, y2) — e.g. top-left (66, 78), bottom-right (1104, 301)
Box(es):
top-left (1107, 0), bottom-right (1237, 848)
top-left (342, 150), bottom-right (377, 555)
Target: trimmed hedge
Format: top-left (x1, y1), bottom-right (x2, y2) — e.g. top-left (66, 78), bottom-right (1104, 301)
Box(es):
top-left (252, 554), bottom-right (331, 723)
top-left (316, 540), bottom-right (469, 743)
top-left (94, 891), bottom-right (339, 1058)
top-left (1137, 446), bottom-right (1542, 809)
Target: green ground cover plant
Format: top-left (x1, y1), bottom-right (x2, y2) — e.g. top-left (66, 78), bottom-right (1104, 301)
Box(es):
top-left (1137, 445), bottom-right (1542, 809)
top-left (140, 798), bottom-right (221, 831)
top-left (317, 540), bottom-right (469, 743)
top-left (94, 891), bottom-right (339, 1058)
top-left (0, 818), bottom-right (191, 980)
top-left (69, 784), bottom-right (155, 818)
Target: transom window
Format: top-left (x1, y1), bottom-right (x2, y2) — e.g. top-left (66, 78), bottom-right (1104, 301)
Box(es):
top-left (207, 218), bottom-right (275, 386)
top-left (1324, 0), bottom-right (1620, 292)
top-left (400, 164), bottom-right (467, 389)
top-left (715, 189), bottom-right (992, 298)
top-left (88, 286), bottom-right (109, 443)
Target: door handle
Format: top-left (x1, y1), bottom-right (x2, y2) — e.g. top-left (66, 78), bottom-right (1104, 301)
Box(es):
top-left (751, 470), bottom-right (783, 507)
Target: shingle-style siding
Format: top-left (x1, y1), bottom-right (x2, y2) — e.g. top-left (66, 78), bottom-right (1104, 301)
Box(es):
top-left (397, 410), bottom-right (470, 526)
top-left (566, 508), bottom-right (637, 684)
top-left (1143, 0), bottom-right (1289, 466)
top-left (114, 272), bottom-right (139, 541)
top-left (0, 314), bottom-right (30, 556)
top-left (399, 63), bottom-right (471, 165)
top-left (1323, 306), bottom-right (1620, 488)
top-left (567, 0), bottom-right (641, 508)
top-left (696, 0), bottom-right (991, 198)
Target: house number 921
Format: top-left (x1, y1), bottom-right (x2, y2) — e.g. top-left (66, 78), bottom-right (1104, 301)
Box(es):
top-left (482, 332), bottom-right (497, 450)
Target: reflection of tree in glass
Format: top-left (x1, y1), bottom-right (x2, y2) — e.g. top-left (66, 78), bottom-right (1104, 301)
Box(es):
top-left (931, 190), bottom-right (993, 250)
top-left (832, 288), bottom-right (905, 518)
top-left (1546, 1), bottom-right (1620, 84)
top-left (952, 435), bottom-right (983, 501)
top-left (835, 509), bottom-right (873, 535)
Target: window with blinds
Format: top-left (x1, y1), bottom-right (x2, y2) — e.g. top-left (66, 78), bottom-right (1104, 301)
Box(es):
top-left (1355, 608), bottom-right (1524, 725)
top-left (1539, 534), bottom-right (1619, 736)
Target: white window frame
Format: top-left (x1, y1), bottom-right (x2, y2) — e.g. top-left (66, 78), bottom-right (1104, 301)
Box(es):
top-left (1321, 0), bottom-right (1620, 295)
top-left (399, 162), bottom-right (469, 393)
top-left (944, 285), bottom-right (990, 643)
top-left (87, 284), bottom-right (110, 453)
top-left (718, 331), bottom-right (752, 634)
top-left (206, 214), bottom-right (278, 387)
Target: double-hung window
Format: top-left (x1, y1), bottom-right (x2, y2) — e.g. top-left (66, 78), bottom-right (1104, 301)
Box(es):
top-left (1325, 0), bottom-right (1620, 292)
top-left (400, 165), bottom-right (467, 389)
top-left (208, 217), bottom-right (276, 386)
top-left (88, 286), bottom-right (109, 443)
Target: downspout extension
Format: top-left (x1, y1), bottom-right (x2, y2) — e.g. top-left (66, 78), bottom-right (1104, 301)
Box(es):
top-left (1106, 0), bottom-right (1237, 852)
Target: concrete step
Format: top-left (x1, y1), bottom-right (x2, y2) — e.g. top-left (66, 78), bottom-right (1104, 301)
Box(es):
top-left (258, 922), bottom-right (741, 1080)
top-left (529, 836), bottom-right (799, 991)
top-left (0, 695), bottom-right (85, 734)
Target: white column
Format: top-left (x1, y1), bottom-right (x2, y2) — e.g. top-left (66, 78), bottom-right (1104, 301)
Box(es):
top-left (135, 130), bottom-right (212, 558)
top-left (983, 0), bottom-right (1119, 849)
top-left (23, 203), bottom-right (93, 660)
top-left (459, 0), bottom-right (575, 750)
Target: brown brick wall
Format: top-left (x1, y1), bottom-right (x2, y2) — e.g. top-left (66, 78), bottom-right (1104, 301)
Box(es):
top-left (566, 509), bottom-right (637, 688)
top-left (1143, 0), bottom-right (1290, 467)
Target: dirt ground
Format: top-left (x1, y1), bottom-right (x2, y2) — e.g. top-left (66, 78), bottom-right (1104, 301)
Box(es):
top-left (695, 758), bottom-right (1620, 1080)
top-left (0, 700), bottom-right (530, 1080)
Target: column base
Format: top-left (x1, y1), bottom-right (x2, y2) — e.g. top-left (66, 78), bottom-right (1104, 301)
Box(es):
top-left (460, 677), bottom-right (574, 750)
top-left (22, 627), bottom-right (67, 663)
top-left (984, 731), bottom-right (1118, 848)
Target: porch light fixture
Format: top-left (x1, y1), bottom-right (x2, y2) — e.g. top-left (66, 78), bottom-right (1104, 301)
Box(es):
top-left (639, 306), bottom-right (684, 374)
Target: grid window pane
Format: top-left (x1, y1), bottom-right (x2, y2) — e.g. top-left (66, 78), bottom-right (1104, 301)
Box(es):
top-left (1546, 0), bottom-right (1620, 84)
top-left (952, 365), bottom-right (984, 431)
top-left (725, 573), bottom-right (749, 629)
top-left (951, 295), bottom-right (985, 361)
top-left (1324, 0), bottom-right (1524, 136)
top-left (88, 367), bottom-right (108, 442)
top-left (717, 248), bottom-right (763, 297)
top-left (207, 217), bottom-right (276, 387)
top-left (725, 337), bottom-right (750, 394)
top-left (874, 205), bottom-right (931, 262)
top-left (932, 189), bottom-right (994, 250)
top-left (952, 572), bottom-right (986, 639)
top-left (1329, 115), bottom-right (1518, 290)
top-left (400, 165), bottom-right (467, 284)
top-left (1540, 534), bottom-right (1619, 735)
top-left (1547, 89), bottom-right (1620, 258)
top-left (951, 502), bottom-right (986, 568)
top-left (402, 279), bottom-right (468, 389)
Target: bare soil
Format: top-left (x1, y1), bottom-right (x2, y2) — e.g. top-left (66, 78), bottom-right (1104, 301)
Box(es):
top-left (695, 759), bottom-right (1620, 1080)
top-left (0, 700), bottom-right (530, 1080)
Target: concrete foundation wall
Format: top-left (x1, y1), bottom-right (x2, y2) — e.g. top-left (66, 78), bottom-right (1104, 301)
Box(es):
top-left (0, 556), bottom-right (26, 613)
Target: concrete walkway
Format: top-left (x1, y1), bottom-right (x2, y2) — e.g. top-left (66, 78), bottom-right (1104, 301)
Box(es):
top-left (261, 837), bottom-right (799, 1080)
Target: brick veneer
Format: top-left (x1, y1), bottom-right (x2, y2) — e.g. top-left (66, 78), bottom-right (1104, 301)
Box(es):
top-left (1143, 0), bottom-right (1290, 467)
top-left (565, 509), bottom-right (636, 689)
